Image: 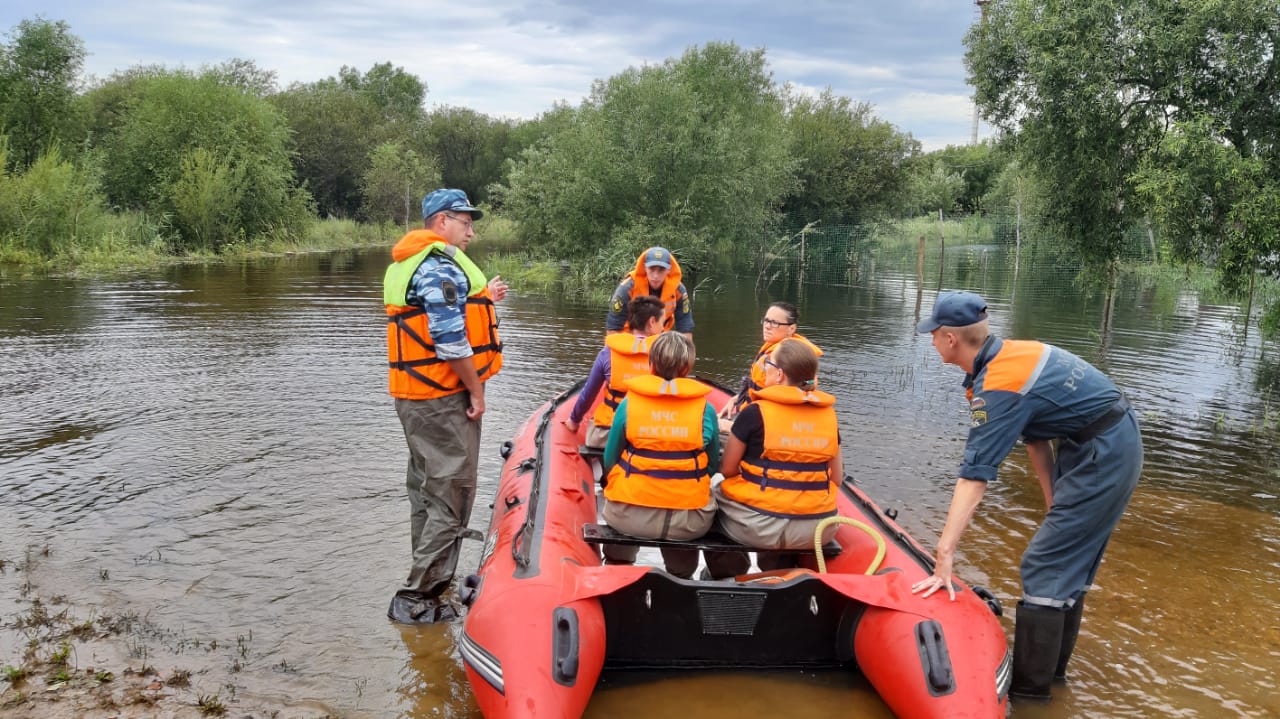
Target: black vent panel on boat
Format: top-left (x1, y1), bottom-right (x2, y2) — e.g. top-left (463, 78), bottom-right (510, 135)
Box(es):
top-left (697, 590), bottom-right (767, 636)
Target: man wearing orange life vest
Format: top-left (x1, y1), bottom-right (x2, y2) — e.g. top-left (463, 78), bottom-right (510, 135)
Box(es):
top-left (564, 296), bottom-right (665, 448)
top-left (384, 188), bottom-right (507, 625)
top-left (600, 332), bottom-right (720, 578)
top-left (605, 247), bottom-right (694, 338)
top-left (708, 338), bottom-right (843, 579)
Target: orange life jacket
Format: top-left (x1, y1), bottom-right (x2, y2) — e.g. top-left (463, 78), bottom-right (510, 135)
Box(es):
top-left (384, 230), bottom-right (502, 400)
top-left (721, 384), bottom-right (839, 519)
top-left (592, 333), bottom-right (657, 428)
top-left (734, 334), bottom-right (824, 413)
top-left (604, 375), bottom-right (712, 510)
top-left (617, 252), bottom-right (686, 333)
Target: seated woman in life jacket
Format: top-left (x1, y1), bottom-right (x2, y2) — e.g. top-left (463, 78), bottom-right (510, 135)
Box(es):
top-left (599, 332), bottom-right (721, 579)
top-left (706, 338), bottom-right (842, 579)
top-left (565, 295), bottom-right (666, 448)
top-left (719, 302), bottom-right (823, 433)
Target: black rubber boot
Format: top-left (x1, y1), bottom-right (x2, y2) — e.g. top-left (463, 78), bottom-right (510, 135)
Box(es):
top-left (1054, 595), bottom-right (1086, 682)
top-left (1009, 602), bottom-right (1065, 701)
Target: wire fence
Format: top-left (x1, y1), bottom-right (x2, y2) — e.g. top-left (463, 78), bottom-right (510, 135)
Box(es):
top-left (752, 211), bottom-right (1161, 287)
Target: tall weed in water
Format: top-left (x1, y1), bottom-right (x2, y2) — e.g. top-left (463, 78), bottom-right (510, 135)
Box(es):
top-left (0, 142), bottom-right (111, 257)
top-left (168, 148), bottom-right (247, 252)
top-left (475, 214), bottom-right (521, 252)
top-left (483, 253), bottom-right (562, 295)
top-left (302, 217), bottom-right (387, 250)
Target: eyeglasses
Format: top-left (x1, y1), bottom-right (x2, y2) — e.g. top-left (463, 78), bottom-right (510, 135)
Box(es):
top-left (443, 213), bottom-right (474, 230)
top-left (762, 357), bottom-right (780, 371)
top-left (761, 318), bottom-right (795, 329)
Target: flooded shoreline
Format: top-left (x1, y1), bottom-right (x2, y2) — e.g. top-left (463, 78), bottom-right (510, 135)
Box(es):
top-left (3, 247), bottom-right (1278, 717)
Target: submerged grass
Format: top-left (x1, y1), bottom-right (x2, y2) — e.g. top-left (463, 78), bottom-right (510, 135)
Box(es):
top-left (1, 541), bottom-right (314, 717)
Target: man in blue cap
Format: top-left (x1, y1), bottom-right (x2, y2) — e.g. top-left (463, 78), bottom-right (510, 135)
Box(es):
top-left (383, 189), bottom-right (508, 624)
top-left (605, 246), bottom-right (694, 338)
top-left (910, 290), bottom-right (1142, 703)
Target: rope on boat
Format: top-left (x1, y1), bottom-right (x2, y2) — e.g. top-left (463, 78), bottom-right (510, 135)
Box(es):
top-left (813, 516), bottom-right (886, 575)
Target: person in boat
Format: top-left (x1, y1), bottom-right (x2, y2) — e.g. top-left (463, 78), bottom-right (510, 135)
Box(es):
top-left (565, 295), bottom-right (666, 448)
top-left (909, 291), bottom-right (1142, 702)
top-left (384, 188), bottom-right (507, 625)
top-left (707, 338), bottom-right (843, 578)
top-left (600, 332), bottom-right (719, 578)
top-left (719, 302), bottom-right (824, 432)
top-left (605, 247), bottom-right (693, 338)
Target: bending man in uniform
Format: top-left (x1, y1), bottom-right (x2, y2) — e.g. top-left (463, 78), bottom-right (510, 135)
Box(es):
top-left (910, 291), bottom-right (1142, 702)
top-left (384, 189), bottom-right (507, 624)
top-left (605, 247), bottom-right (693, 338)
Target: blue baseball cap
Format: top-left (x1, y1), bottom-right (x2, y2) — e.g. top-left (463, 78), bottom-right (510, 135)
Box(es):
top-left (643, 247), bottom-right (672, 269)
top-left (422, 188), bottom-right (483, 220)
top-left (917, 291), bottom-right (988, 333)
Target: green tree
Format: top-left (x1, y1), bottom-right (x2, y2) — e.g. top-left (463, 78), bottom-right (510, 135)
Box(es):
top-left (273, 62), bottom-right (427, 218)
top-left (422, 106), bottom-right (514, 202)
top-left (1135, 116), bottom-right (1280, 324)
top-left (361, 142), bottom-right (440, 230)
top-left (271, 79), bottom-right (383, 218)
top-left (205, 58), bottom-right (277, 97)
top-left (0, 18), bottom-right (87, 170)
top-left (495, 42), bottom-right (795, 265)
top-left (982, 158), bottom-right (1049, 246)
top-left (0, 140), bottom-right (106, 256)
top-left (906, 160), bottom-right (966, 216)
top-left (783, 88), bottom-right (919, 225)
top-left (98, 68), bottom-right (310, 250)
top-left (967, 1), bottom-right (1157, 274)
top-left (918, 140), bottom-right (1009, 214)
top-left (169, 147), bottom-right (246, 250)
top-left (966, 0), bottom-right (1279, 281)
top-left (81, 65), bottom-right (168, 143)
top-left (338, 62), bottom-right (426, 125)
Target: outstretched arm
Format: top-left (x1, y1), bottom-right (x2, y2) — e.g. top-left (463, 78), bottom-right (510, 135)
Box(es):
top-left (910, 478), bottom-right (987, 601)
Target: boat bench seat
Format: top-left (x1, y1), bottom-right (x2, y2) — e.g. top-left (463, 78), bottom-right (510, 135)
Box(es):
top-left (582, 523), bottom-right (842, 558)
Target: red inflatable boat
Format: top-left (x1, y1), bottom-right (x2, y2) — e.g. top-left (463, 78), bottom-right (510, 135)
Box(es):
top-left (459, 379), bottom-right (1011, 718)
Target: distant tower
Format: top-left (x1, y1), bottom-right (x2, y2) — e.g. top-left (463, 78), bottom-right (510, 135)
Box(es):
top-left (971, 0), bottom-right (991, 145)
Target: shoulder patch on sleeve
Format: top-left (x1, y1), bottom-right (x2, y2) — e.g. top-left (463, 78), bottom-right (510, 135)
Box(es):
top-left (969, 395), bottom-right (988, 426)
top-left (612, 297), bottom-right (624, 313)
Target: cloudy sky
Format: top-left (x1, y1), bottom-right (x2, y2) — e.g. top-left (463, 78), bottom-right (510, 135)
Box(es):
top-left (7, 1), bottom-right (993, 150)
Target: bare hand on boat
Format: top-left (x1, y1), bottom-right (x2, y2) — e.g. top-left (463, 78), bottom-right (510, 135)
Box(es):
top-left (563, 417), bottom-right (579, 432)
top-left (911, 552), bottom-right (956, 601)
top-left (488, 275), bottom-right (508, 302)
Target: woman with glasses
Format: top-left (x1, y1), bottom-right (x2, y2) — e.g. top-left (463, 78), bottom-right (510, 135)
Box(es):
top-left (722, 302), bottom-right (823, 425)
top-left (599, 332), bottom-right (720, 578)
top-left (705, 338), bottom-right (842, 579)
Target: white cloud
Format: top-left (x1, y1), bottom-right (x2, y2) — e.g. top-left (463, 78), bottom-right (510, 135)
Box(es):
top-left (769, 52), bottom-right (900, 84)
top-left (7, 0), bottom-right (987, 142)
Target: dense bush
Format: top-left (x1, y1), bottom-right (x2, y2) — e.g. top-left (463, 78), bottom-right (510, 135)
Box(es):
top-left (97, 70), bottom-right (311, 251)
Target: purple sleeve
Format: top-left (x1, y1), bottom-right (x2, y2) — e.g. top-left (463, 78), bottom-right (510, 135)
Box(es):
top-left (570, 348), bottom-right (612, 423)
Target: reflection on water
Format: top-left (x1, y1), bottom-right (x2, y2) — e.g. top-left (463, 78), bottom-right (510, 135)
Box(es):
top-left (1, 246), bottom-right (1277, 718)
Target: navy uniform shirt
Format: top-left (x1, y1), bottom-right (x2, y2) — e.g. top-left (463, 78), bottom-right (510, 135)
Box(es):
top-left (605, 277), bottom-right (694, 333)
top-left (960, 336), bottom-right (1120, 482)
